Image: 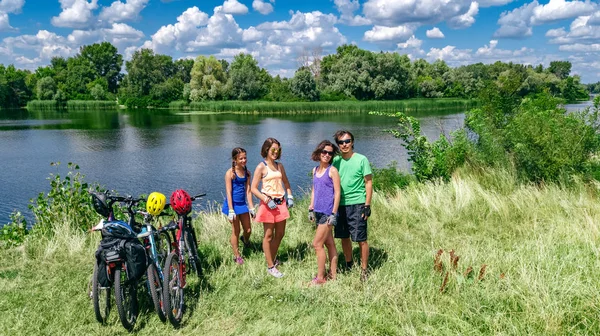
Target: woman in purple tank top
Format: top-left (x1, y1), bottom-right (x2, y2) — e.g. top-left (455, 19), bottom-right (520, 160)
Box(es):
top-left (308, 140), bottom-right (341, 285)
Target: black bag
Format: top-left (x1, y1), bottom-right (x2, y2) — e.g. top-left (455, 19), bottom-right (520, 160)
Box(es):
top-left (95, 236), bottom-right (127, 287)
top-left (124, 239), bottom-right (148, 282)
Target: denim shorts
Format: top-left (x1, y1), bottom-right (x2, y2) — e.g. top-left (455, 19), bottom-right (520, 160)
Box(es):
top-left (334, 204), bottom-right (367, 242)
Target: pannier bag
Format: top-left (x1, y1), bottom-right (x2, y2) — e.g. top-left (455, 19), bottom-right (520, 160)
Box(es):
top-left (95, 220), bottom-right (148, 286)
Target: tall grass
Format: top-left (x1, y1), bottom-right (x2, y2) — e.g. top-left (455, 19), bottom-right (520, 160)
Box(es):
top-left (2, 167), bottom-right (600, 334)
top-left (26, 100), bottom-right (62, 110)
top-left (66, 100), bottom-right (117, 110)
top-left (174, 99), bottom-right (476, 114)
top-left (26, 100), bottom-right (117, 110)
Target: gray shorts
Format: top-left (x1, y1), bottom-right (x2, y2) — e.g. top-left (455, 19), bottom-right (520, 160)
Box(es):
top-left (334, 204), bottom-right (367, 242)
top-left (314, 212), bottom-right (332, 226)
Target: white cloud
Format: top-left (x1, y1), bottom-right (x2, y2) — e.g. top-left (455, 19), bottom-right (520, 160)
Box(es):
top-left (222, 0), bottom-right (249, 15)
top-left (51, 0), bottom-right (99, 29)
top-left (252, 0), bottom-right (274, 15)
top-left (362, 0), bottom-right (474, 27)
top-left (99, 0), bottom-right (149, 24)
top-left (559, 43), bottom-right (600, 51)
top-left (143, 6), bottom-right (209, 53)
top-left (397, 35), bottom-right (422, 49)
top-left (477, 0), bottom-right (516, 7)
top-left (0, 0), bottom-right (25, 31)
top-left (0, 0), bottom-right (24, 13)
top-left (334, 0), bottom-right (370, 26)
top-left (448, 1), bottom-right (478, 29)
top-left (3, 30), bottom-right (76, 65)
top-left (426, 27), bottom-right (445, 38)
top-left (68, 23), bottom-right (144, 48)
top-left (546, 14), bottom-right (600, 45)
top-left (242, 26), bottom-right (264, 42)
top-left (364, 25), bottom-right (416, 42)
top-left (494, 0), bottom-right (597, 38)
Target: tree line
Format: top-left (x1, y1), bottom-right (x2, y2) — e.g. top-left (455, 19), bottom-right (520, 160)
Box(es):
top-left (0, 42), bottom-right (590, 109)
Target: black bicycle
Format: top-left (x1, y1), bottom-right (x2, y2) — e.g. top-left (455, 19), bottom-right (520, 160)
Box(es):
top-left (89, 191), bottom-right (144, 331)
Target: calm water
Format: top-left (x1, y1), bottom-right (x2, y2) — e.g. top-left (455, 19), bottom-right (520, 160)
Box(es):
top-left (0, 105), bottom-right (484, 225)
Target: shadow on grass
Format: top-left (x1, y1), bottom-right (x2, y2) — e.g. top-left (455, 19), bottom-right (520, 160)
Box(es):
top-left (277, 242), bottom-right (312, 263)
top-left (337, 246), bottom-right (388, 271)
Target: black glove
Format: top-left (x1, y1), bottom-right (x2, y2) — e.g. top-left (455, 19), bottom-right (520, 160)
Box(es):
top-left (361, 205), bottom-right (371, 218)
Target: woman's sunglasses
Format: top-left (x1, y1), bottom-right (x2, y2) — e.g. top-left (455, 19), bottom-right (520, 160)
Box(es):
top-left (321, 150), bottom-right (334, 156)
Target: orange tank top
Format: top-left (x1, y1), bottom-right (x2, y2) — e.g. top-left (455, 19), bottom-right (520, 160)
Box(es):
top-left (261, 161), bottom-right (285, 198)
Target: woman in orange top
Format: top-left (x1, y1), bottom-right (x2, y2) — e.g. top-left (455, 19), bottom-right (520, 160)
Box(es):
top-left (251, 137), bottom-right (294, 278)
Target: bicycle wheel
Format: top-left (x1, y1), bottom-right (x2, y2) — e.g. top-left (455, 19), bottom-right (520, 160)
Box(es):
top-left (156, 230), bottom-right (171, 267)
top-left (147, 262), bottom-right (167, 322)
top-left (114, 267), bottom-right (138, 331)
top-left (92, 262), bottom-right (111, 324)
top-left (184, 228), bottom-right (202, 278)
top-left (162, 252), bottom-right (184, 327)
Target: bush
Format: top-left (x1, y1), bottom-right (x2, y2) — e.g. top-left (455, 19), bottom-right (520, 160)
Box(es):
top-left (28, 162), bottom-right (98, 235)
top-left (0, 211), bottom-right (28, 248)
top-left (371, 162), bottom-right (414, 193)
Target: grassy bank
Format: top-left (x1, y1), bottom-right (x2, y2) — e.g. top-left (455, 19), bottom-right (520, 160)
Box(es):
top-left (170, 99), bottom-right (476, 114)
top-left (26, 100), bottom-right (117, 110)
top-left (2, 167), bottom-right (600, 335)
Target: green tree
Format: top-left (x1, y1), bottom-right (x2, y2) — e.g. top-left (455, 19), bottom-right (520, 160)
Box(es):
top-left (90, 84), bottom-right (106, 100)
top-left (189, 55), bottom-right (227, 101)
top-left (123, 49), bottom-right (174, 97)
top-left (79, 42), bottom-right (123, 93)
top-left (226, 53), bottom-right (269, 100)
top-left (174, 59), bottom-right (194, 84)
top-left (290, 69), bottom-right (319, 101)
top-left (547, 61), bottom-right (572, 80)
top-left (64, 56), bottom-right (96, 99)
top-left (36, 77), bottom-right (56, 100)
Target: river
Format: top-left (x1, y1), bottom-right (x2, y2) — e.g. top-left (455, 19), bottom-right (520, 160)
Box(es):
top-left (0, 100), bottom-right (590, 225)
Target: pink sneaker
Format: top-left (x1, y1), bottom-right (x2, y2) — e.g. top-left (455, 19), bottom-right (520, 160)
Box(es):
top-left (234, 256), bottom-right (244, 265)
top-left (310, 277), bottom-right (327, 286)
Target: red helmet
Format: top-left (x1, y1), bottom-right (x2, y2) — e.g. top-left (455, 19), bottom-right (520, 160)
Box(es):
top-left (170, 189), bottom-right (192, 215)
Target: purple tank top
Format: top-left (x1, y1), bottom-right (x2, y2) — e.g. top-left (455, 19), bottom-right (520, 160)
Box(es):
top-left (313, 165), bottom-right (334, 214)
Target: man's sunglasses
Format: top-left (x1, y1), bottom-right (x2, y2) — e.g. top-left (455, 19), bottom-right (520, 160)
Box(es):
top-left (337, 139), bottom-right (352, 145)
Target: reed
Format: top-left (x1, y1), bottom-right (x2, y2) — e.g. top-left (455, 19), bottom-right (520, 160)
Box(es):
top-left (178, 99), bottom-right (476, 114)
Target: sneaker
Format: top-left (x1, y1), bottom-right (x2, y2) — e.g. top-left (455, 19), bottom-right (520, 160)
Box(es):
top-left (267, 266), bottom-right (284, 278)
top-left (234, 255), bottom-right (244, 265)
top-left (310, 277), bottom-right (327, 286)
top-left (360, 269), bottom-right (369, 282)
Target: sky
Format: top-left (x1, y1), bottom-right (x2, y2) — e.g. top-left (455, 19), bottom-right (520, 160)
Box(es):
top-left (0, 0), bottom-right (600, 82)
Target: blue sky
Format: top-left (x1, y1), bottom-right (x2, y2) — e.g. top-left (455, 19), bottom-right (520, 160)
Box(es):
top-left (1, 0), bottom-right (600, 82)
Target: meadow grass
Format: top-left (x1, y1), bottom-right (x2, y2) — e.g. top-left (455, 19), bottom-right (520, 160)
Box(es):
top-left (2, 167), bottom-right (600, 335)
top-left (173, 99), bottom-right (476, 114)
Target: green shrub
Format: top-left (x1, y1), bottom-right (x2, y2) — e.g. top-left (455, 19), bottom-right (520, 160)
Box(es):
top-left (0, 211), bottom-right (28, 248)
top-left (28, 162), bottom-right (98, 235)
top-left (371, 162), bottom-right (414, 193)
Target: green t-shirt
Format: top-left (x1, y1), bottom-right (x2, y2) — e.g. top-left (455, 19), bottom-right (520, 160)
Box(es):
top-left (332, 153), bottom-right (372, 206)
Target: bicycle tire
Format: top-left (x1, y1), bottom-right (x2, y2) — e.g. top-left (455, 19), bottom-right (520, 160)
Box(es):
top-left (146, 263), bottom-right (167, 322)
top-left (114, 268), bottom-right (138, 331)
top-left (185, 228), bottom-right (202, 278)
top-left (92, 262), bottom-right (111, 324)
top-left (163, 252), bottom-right (184, 327)
top-left (157, 230), bottom-right (171, 267)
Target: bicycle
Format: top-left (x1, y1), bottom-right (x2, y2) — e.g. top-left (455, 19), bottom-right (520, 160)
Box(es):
top-left (135, 192), bottom-right (172, 323)
top-left (162, 189), bottom-right (205, 327)
top-left (89, 191), bottom-right (144, 331)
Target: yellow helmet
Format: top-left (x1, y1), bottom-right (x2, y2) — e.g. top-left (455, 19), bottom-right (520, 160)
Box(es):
top-left (146, 192), bottom-right (166, 216)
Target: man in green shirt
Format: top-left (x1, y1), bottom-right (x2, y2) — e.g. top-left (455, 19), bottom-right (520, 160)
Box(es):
top-left (331, 130), bottom-right (373, 281)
